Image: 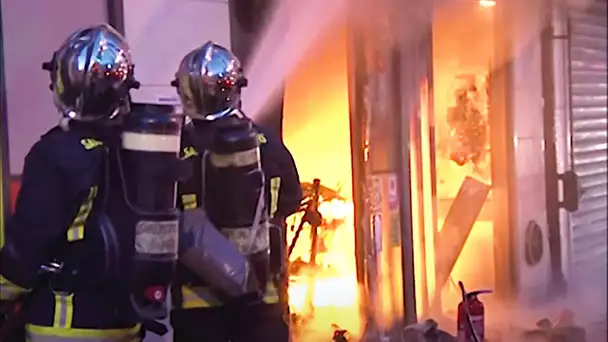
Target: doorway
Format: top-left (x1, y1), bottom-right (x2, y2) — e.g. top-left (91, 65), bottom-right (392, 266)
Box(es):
top-left (409, 0), bottom-right (506, 322)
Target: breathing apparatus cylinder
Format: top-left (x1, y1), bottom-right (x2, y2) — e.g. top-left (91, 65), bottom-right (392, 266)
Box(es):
top-left (120, 106), bottom-right (183, 319)
top-left (205, 115), bottom-right (270, 297)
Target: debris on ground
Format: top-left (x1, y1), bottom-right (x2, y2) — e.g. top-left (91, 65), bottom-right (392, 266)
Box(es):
top-left (401, 319), bottom-right (456, 342)
top-left (504, 308), bottom-right (588, 342)
top-left (332, 324), bottom-right (349, 342)
top-left (396, 307), bottom-right (595, 342)
top-left (518, 309), bottom-right (587, 342)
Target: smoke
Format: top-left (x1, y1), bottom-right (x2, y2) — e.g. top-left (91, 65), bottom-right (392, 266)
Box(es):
top-left (240, 0), bottom-right (457, 121)
top-left (241, 0), bottom-right (348, 120)
top-left (241, 0), bottom-right (605, 121)
top-left (241, 0), bottom-right (447, 121)
top-left (565, 0), bottom-right (601, 10)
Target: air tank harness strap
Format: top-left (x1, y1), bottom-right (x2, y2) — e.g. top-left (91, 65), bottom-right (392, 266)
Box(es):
top-left (141, 320), bottom-right (168, 337)
top-left (171, 279), bottom-right (184, 312)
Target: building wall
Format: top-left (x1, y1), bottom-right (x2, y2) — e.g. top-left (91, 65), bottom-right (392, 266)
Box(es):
top-left (123, 0), bottom-right (231, 106)
top-left (507, 0), bottom-right (553, 304)
top-left (1, 0), bottom-right (107, 176)
top-left (2, 0), bottom-right (109, 237)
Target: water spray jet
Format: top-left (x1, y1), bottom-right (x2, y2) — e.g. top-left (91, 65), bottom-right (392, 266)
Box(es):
top-left (241, 0), bottom-right (348, 121)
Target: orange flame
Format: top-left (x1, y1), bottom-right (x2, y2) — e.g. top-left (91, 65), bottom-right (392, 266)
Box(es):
top-left (283, 19), bottom-right (362, 341)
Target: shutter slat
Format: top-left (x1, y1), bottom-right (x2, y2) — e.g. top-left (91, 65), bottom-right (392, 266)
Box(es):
top-left (567, 2), bottom-right (608, 283)
top-left (577, 171), bottom-right (607, 190)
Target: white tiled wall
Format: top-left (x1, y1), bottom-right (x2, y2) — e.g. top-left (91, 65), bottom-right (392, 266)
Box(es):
top-left (508, 0), bottom-right (552, 304)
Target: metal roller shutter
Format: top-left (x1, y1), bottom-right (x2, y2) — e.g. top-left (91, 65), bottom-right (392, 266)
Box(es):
top-left (568, 0), bottom-right (608, 280)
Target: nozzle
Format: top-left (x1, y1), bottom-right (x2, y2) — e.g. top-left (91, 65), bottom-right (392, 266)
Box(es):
top-left (467, 289), bottom-right (493, 299)
top-left (459, 280), bottom-right (492, 299)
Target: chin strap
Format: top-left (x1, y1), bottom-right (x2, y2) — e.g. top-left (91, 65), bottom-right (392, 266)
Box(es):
top-left (232, 108), bottom-right (245, 119)
top-left (59, 117), bottom-right (71, 131)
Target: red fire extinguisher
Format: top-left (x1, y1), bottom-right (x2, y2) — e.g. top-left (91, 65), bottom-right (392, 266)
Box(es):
top-left (457, 281), bottom-right (492, 342)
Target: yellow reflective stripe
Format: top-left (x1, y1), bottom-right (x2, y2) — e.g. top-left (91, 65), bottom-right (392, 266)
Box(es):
top-left (181, 194), bottom-right (197, 210)
top-left (67, 186), bottom-right (98, 242)
top-left (180, 286), bottom-right (221, 309)
top-left (269, 177), bottom-right (281, 219)
top-left (180, 282), bottom-right (279, 309)
top-left (181, 146), bottom-right (198, 160)
top-left (52, 292), bottom-right (74, 328)
top-left (0, 274), bottom-right (30, 301)
top-left (79, 139), bottom-right (103, 150)
top-left (25, 323), bottom-right (141, 341)
top-left (67, 225), bottom-right (85, 241)
top-left (209, 148), bottom-right (259, 168)
top-left (262, 282), bottom-right (279, 304)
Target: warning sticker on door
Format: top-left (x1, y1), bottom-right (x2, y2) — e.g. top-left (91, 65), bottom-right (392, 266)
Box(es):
top-left (387, 174), bottom-right (399, 211)
top-left (372, 214), bottom-right (383, 253)
top-left (389, 213), bottom-right (401, 246)
top-left (368, 176), bottom-right (382, 214)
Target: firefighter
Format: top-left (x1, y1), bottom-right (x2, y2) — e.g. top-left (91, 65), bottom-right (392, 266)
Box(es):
top-left (0, 24), bottom-right (145, 341)
top-left (170, 41), bottom-right (302, 342)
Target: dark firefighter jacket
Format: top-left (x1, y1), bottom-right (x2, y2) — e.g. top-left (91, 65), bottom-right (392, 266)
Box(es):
top-left (175, 121), bottom-right (302, 309)
top-left (0, 125), bottom-right (141, 341)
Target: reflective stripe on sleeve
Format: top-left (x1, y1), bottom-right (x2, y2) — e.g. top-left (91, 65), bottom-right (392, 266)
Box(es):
top-left (53, 292), bottom-right (74, 328)
top-left (0, 274), bottom-right (30, 301)
top-left (269, 177), bottom-right (281, 219)
top-left (25, 324), bottom-right (141, 342)
top-left (66, 186), bottom-right (98, 242)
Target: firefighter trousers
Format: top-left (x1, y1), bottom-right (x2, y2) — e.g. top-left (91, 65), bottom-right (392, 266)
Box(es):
top-left (171, 302), bottom-right (289, 342)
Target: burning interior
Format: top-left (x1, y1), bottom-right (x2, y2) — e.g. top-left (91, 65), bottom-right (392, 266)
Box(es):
top-left (281, 0), bottom-right (498, 340)
top-left (412, 1), bottom-right (496, 319)
top-left (283, 21), bottom-right (361, 341)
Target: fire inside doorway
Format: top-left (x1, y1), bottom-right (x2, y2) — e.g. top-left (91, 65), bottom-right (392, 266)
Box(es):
top-left (283, 21), bottom-right (362, 341)
top-left (280, 1), bottom-right (499, 339)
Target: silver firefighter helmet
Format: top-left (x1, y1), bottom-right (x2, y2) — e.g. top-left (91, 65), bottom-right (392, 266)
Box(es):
top-left (172, 41), bottom-right (248, 121)
top-left (42, 23), bottom-right (139, 121)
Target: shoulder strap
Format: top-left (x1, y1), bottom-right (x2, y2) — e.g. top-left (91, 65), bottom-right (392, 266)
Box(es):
top-left (245, 186), bottom-right (266, 255)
